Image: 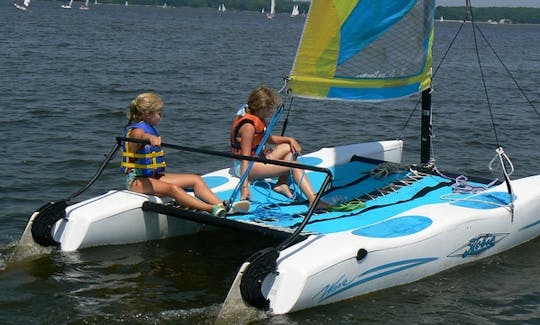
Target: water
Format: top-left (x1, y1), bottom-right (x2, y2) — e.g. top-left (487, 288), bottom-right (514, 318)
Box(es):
top-left (1, 2), bottom-right (540, 323)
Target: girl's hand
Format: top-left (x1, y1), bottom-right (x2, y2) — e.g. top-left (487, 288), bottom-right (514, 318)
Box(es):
top-left (288, 137), bottom-right (302, 154)
top-left (149, 135), bottom-right (161, 146)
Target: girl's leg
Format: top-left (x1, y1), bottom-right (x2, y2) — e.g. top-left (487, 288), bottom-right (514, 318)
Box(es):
top-left (253, 143), bottom-right (324, 204)
top-left (130, 177), bottom-right (215, 212)
top-left (159, 173), bottom-right (223, 205)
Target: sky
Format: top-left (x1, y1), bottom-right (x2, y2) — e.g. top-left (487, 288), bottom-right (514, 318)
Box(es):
top-left (438, 0), bottom-right (540, 7)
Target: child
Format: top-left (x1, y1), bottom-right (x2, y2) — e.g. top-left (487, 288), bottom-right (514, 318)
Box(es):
top-left (121, 92), bottom-right (249, 217)
top-left (230, 86), bottom-right (327, 208)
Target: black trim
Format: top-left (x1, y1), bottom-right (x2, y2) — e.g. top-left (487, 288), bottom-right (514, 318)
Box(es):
top-left (142, 201), bottom-right (308, 242)
top-left (240, 247), bottom-right (279, 310)
top-left (31, 201), bottom-right (67, 247)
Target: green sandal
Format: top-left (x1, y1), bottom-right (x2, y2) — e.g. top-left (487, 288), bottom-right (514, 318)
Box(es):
top-left (326, 199), bottom-right (365, 212)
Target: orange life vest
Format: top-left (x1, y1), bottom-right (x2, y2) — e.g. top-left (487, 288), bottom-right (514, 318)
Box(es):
top-left (230, 113), bottom-right (267, 156)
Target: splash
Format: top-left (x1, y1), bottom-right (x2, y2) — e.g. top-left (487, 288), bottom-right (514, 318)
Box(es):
top-left (7, 211), bottom-right (52, 266)
top-left (215, 262), bottom-right (268, 324)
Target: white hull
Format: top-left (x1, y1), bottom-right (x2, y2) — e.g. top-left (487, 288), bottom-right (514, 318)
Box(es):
top-left (262, 175), bottom-right (540, 313)
top-left (24, 137), bottom-right (540, 313)
top-left (35, 140), bottom-right (403, 251)
top-left (14, 3), bottom-right (28, 10)
top-left (52, 191), bottom-right (210, 251)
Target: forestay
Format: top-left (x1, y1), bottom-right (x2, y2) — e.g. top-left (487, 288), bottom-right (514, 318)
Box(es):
top-left (288, 0), bottom-right (435, 101)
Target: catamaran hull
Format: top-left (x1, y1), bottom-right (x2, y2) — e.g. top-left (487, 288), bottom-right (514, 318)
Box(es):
top-left (51, 191), bottom-right (211, 251)
top-left (29, 140), bottom-right (403, 251)
top-left (260, 176), bottom-right (540, 314)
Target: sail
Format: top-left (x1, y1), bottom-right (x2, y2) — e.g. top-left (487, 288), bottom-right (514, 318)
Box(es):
top-left (291, 5), bottom-right (299, 17)
top-left (270, 0), bottom-right (275, 15)
top-left (288, 0), bottom-right (435, 101)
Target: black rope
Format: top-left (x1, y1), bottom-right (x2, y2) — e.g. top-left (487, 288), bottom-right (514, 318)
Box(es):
top-left (468, 4), bottom-right (501, 147)
top-left (474, 25), bottom-right (540, 119)
top-left (280, 95), bottom-right (294, 136)
top-left (66, 142), bottom-right (120, 201)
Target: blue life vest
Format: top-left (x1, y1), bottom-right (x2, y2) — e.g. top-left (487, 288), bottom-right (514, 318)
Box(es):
top-left (120, 121), bottom-right (166, 177)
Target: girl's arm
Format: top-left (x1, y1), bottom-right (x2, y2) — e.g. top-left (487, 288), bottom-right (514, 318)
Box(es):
top-left (130, 127), bottom-right (161, 145)
top-left (128, 127), bottom-right (162, 152)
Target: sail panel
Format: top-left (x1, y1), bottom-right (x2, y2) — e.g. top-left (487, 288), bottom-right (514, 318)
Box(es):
top-left (289, 0), bottom-right (435, 102)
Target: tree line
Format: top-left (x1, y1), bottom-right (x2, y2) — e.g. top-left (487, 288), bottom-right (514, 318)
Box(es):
top-left (65, 0), bottom-right (540, 24)
top-left (437, 6), bottom-right (540, 24)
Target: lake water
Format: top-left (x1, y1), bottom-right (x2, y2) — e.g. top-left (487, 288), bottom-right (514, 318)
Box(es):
top-left (1, 2), bottom-right (539, 324)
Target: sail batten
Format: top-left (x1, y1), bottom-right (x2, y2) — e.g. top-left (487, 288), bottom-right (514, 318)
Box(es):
top-left (289, 0), bottom-right (435, 102)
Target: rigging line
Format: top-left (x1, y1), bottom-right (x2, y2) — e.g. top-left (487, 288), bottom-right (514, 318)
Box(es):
top-left (469, 4), bottom-right (501, 146)
top-left (474, 25), bottom-right (540, 119)
top-left (467, 1), bottom-right (514, 215)
top-left (280, 94), bottom-right (294, 136)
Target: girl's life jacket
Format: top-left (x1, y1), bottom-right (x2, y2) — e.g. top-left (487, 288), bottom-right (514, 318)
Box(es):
top-left (121, 121), bottom-right (166, 177)
top-left (230, 113), bottom-right (267, 157)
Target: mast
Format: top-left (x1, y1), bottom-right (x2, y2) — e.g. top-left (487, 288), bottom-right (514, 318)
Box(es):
top-left (420, 88), bottom-right (432, 164)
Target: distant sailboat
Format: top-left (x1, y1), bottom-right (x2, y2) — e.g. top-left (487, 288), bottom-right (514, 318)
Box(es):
top-left (162, 2), bottom-right (167, 8)
top-left (218, 3), bottom-right (226, 12)
top-left (13, 0), bottom-right (31, 11)
top-left (80, 0), bottom-right (89, 10)
top-left (61, 0), bottom-right (73, 9)
top-left (124, 1), bottom-right (128, 6)
top-left (266, 0), bottom-right (275, 19)
top-left (290, 4), bottom-right (299, 17)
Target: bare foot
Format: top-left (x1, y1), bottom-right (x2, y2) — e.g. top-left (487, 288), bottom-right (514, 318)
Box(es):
top-left (273, 183), bottom-right (293, 198)
top-left (313, 200), bottom-right (330, 210)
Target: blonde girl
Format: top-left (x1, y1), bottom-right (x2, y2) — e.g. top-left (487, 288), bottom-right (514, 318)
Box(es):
top-left (122, 92), bottom-right (246, 216)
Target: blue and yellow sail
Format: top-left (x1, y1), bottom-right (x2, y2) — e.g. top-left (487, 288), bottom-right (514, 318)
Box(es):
top-left (288, 0), bottom-right (435, 101)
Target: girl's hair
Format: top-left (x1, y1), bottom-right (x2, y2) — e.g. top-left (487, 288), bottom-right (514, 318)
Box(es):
top-left (245, 85), bottom-right (282, 117)
top-left (127, 92), bottom-right (163, 122)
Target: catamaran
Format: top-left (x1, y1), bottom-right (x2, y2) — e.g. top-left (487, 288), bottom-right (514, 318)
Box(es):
top-left (266, 0), bottom-right (275, 19)
top-left (290, 4), bottom-right (299, 17)
top-left (13, 0), bottom-right (31, 11)
top-left (61, 0), bottom-right (73, 9)
top-left (21, 0), bottom-right (540, 315)
top-left (80, 0), bottom-right (90, 10)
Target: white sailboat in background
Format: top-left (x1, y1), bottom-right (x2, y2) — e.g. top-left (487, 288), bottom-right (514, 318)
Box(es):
top-left (80, 0), bottom-right (90, 10)
top-left (61, 0), bottom-right (73, 9)
top-left (266, 0), bottom-right (275, 19)
top-left (13, 0), bottom-right (31, 11)
top-left (218, 3), bottom-right (226, 12)
top-left (124, 1), bottom-right (128, 6)
top-left (290, 4), bottom-right (299, 17)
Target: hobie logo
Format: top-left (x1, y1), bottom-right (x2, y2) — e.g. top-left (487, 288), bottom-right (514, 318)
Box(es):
top-left (448, 233), bottom-right (508, 258)
top-left (463, 234), bottom-right (495, 257)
